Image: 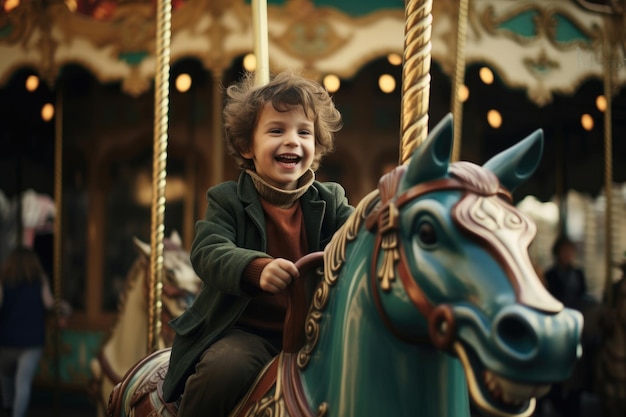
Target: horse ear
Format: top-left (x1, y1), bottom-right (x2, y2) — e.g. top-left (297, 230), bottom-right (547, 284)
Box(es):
top-left (483, 129), bottom-right (544, 192)
top-left (401, 113), bottom-right (454, 190)
top-left (133, 236), bottom-right (151, 258)
top-left (169, 230), bottom-right (182, 248)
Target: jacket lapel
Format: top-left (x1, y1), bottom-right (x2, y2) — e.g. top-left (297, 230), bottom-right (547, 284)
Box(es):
top-left (239, 173), bottom-right (267, 250)
top-left (301, 186), bottom-right (325, 251)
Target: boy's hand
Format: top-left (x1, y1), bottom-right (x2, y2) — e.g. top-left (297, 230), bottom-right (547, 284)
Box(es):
top-left (260, 258), bottom-right (299, 293)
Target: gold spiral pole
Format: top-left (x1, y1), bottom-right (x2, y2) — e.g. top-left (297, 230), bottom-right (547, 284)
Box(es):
top-left (148, 0), bottom-right (172, 354)
top-left (450, 0), bottom-right (469, 162)
top-left (400, 0), bottom-right (433, 164)
top-left (602, 25), bottom-right (614, 306)
top-left (52, 79), bottom-right (64, 417)
top-left (252, 0), bottom-right (270, 86)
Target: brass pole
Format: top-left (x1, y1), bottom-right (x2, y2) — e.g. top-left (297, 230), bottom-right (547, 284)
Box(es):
top-left (602, 25), bottom-right (614, 306)
top-left (149, 0), bottom-right (172, 354)
top-left (52, 78), bottom-right (64, 417)
top-left (211, 70), bottom-right (224, 186)
top-left (400, 0), bottom-right (433, 164)
top-left (450, 0), bottom-right (469, 162)
top-left (252, 0), bottom-right (270, 86)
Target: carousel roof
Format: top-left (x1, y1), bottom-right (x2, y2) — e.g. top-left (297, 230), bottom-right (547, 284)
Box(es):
top-left (1, 0), bottom-right (624, 104)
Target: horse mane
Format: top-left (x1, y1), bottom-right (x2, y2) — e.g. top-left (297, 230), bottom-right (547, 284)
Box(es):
top-left (100, 254), bottom-right (149, 350)
top-left (297, 188), bottom-right (380, 368)
top-left (449, 161), bottom-right (500, 196)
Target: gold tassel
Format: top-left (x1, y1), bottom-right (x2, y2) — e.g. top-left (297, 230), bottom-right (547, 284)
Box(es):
top-left (377, 233), bottom-right (399, 291)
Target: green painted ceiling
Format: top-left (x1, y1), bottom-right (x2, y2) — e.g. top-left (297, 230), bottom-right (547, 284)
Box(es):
top-left (260, 0), bottom-right (404, 16)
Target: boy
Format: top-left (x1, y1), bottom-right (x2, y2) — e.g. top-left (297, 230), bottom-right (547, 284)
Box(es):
top-left (162, 71), bottom-right (354, 416)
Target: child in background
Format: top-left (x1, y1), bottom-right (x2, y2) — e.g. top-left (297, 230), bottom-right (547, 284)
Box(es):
top-left (162, 71), bottom-right (354, 416)
top-left (0, 246), bottom-right (70, 417)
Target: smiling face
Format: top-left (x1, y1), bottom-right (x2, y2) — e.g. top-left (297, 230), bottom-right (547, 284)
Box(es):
top-left (242, 102), bottom-right (316, 190)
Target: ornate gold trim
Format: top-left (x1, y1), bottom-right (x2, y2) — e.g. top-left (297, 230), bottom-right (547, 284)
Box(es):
top-left (481, 3), bottom-right (598, 51)
top-left (269, 4), bottom-right (404, 75)
top-left (0, 1), bottom-right (37, 45)
top-left (544, 9), bottom-right (600, 51)
top-left (297, 190), bottom-right (379, 369)
top-left (522, 48), bottom-right (560, 80)
top-left (481, 3), bottom-right (545, 46)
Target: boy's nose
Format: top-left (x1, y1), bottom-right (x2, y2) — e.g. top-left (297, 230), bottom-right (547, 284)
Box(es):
top-left (283, 132), bottom-right (299, 145)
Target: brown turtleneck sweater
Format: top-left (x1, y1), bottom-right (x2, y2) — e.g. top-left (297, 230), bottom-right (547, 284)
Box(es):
top-left (235, 169), bottom-right (314, 348)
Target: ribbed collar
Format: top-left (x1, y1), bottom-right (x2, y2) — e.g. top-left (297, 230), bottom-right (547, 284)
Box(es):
top-left (246, 169), bottom-right (315, 208)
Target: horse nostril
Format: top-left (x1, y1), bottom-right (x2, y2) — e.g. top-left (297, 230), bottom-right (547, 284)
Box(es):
top-left (494, 313), bottom-right (539, 360)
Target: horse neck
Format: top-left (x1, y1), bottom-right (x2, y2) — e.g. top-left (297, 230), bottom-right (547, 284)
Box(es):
top-left (299, 234), bottom-right (471, 417)
top-left (102, 259), bottom-right (149, 372)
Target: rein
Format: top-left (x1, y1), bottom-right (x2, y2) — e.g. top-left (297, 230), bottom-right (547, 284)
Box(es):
top-left (364, 171), bottom-right (510, 349)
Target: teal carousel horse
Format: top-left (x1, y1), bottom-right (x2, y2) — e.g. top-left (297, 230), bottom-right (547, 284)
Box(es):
top-left (108, 115), bottom-right (583, 417)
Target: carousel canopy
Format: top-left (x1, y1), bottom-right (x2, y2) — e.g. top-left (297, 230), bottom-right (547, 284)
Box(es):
top-left (1, 0), bottom-right (625, 200)
top-left (1, 0), bottom-right (624, 102)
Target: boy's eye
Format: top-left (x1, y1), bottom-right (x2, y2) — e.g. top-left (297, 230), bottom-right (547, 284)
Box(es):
top-left (299, 130), bottom-right (312, 135)
top-left (269, 128), bottom-right (282, 134)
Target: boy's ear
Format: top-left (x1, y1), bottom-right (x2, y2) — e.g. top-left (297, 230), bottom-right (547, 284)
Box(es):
top-left (240, 149), bottom-right (253, 159)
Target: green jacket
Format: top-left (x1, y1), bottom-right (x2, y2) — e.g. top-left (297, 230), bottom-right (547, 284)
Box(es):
top-left (162, 171), bottom-right (354, 401)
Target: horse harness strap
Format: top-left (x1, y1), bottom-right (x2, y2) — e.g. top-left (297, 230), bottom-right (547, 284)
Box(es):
top-left (234, 353), bottom-right (323, 417)
top-left (365, 176), bottom-right (507, 348)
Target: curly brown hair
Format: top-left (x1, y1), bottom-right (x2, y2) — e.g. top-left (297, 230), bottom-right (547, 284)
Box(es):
top-left (223, 71), bottom-right (343, 171)
top-left (0, 246), bottom-right (46, 287)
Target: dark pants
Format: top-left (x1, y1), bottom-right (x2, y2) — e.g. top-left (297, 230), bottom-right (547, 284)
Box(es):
top-left (177, 328), bottom-right (279, 417)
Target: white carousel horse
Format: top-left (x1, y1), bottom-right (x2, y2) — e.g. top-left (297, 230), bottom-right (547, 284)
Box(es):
top-left (89, 232), bottom-right (201, 417)
top-left (0, 189), bottom-right (56, 263)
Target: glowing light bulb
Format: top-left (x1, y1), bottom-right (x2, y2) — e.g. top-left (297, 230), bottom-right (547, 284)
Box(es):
top-left (323, 74), bottom-right (340, 93)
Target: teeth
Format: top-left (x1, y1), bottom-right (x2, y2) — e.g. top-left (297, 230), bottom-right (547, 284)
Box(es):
top-left (483, 370), bottom-right (549, 406)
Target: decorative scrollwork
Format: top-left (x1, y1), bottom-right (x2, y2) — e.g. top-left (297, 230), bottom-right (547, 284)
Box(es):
top-left (297, 190), bottom-right (379, 369)
top-left (481, 2), bottom-right (599, 51)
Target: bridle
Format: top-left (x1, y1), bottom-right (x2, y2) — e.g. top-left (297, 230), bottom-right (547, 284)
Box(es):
top-left (364, 166), bottom-right (512, 349)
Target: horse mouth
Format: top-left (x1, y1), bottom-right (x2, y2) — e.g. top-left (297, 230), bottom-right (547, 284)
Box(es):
top-left (454, 342), bottom-right (549, 417)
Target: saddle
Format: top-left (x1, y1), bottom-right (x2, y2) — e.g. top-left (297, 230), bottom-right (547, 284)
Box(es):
top-left (107, 252), bottom-right (325, 417)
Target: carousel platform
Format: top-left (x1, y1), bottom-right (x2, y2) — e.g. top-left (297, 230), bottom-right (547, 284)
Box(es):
top-left (23, 391), bottom-right (605, 417)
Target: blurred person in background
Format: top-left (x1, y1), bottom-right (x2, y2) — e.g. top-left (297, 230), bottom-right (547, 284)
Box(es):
top-left (0, 246), bottom-right (70, 417)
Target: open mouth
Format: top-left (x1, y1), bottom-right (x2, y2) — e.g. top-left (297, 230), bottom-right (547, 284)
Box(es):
top-left (453, 342), bottom-right (550, 417)
top-left (276, 154), bottom-right (301, 166)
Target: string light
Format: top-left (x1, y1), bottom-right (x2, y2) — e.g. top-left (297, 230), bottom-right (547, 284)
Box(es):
top-left (4, 0), bottom-right (19, 12)
top-left (41, 103), bottom-right (55, 122)
top-left (581, 113), bottom-right (593, 131)
top-left (243, 53), bottom-right (257, 72)
top-left (479, 67), bottom-right (494, 85)
top-left (323, 74), bottom-right (340, 93)
top-left (387, 53), bottom-right (402, 66)
top-left (487, 109), bottom-right (502, 128)
top-left (458, 85), bottom-right (469, 102)
top-left (596, 95), bottom-right (607, 112)
top-left (378, 74), bottom-right (396, 93)
top-left (175, 73), bottom-right (192, 93)
top-left (25, 75), bottom-right (39, 92)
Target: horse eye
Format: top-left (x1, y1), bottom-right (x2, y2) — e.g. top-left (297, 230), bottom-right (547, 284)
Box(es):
top-left (418, 222), bottom-right (437, 245)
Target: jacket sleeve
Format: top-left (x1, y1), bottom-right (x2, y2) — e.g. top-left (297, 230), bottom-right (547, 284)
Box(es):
top-left (333, 183), bottom-right (355, 227)
top-left (190, 183), bottom-right (270, 296)
top-left (324, 182), bottom-right (355, 229)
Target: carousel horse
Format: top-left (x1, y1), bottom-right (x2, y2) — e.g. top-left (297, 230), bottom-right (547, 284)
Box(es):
top-left (596, 261), bottom-right (626, 417)
top-left (89, 232), bottom-right (201, 417)
top-left (107, 115), bottom-right (583, 417)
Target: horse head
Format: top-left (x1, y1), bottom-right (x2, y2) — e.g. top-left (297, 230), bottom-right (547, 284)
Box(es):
top-left (134, 231), bottom-right (202, 324)
top-left (369, 114), bottom-right (580, 415)
top-left (92, 232), bottom-right (201, 417)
